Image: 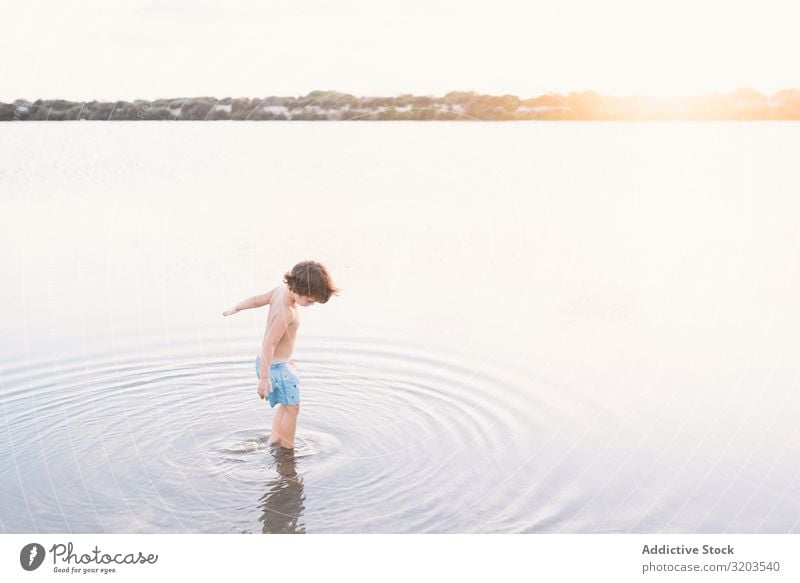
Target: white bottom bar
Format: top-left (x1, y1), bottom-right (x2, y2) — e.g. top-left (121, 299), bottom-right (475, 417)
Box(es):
top-left (1, 534), bottom-right (796, 582)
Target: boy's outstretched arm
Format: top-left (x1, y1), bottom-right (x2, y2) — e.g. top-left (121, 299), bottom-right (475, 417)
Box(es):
top-left (222, 287), bottom-right (277, 317)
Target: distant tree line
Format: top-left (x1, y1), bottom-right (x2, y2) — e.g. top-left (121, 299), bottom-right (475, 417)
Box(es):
top-left (3, 89), bottom-right (800, 121)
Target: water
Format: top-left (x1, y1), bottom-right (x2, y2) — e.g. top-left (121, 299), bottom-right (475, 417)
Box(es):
top-left (1, 121), bottom-right (799, 533)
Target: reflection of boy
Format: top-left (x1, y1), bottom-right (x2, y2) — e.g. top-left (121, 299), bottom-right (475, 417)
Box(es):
top-left (259, 447), bottom-right (305, 534)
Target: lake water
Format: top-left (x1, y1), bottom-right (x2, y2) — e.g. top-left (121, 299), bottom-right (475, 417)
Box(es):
top-left (1, 121), bottom-right (799, 533)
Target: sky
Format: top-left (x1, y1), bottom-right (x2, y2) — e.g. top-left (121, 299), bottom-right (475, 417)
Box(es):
top-left (1, 0), bottom-right (798, 101)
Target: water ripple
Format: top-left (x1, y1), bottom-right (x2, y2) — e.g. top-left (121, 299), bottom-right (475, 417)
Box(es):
top-left (1, 335), bottom-right (546, 533)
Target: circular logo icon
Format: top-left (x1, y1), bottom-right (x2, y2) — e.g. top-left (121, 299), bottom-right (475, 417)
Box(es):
top-left (20, 543), bottom-right (46, 571)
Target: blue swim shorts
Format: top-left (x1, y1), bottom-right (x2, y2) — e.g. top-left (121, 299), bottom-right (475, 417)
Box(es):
top-left (255, 356), bottom-right (301, 408)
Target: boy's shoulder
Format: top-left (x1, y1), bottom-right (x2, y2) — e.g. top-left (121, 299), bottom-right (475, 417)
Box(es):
top-left (270, 285), bottom-right (298, 317)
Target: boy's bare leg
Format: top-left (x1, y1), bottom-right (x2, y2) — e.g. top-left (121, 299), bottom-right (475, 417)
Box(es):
top-left (279, 404), bottom-right (300, 449)
top-left (268, 406), bottom-right (286, 445)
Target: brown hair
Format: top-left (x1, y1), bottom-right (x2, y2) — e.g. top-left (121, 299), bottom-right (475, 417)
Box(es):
top-left (283, 260), bottom-right (340, 303)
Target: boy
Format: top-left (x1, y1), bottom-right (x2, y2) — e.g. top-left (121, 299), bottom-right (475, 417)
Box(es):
top-left (223, 261), bottom-right (339, 449)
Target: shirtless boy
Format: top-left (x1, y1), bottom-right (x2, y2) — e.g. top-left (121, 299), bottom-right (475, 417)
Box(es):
top-left (223, 261), bottom-right (339, 449)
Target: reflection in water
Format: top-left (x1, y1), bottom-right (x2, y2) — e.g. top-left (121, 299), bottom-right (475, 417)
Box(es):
top-left (258, 444), bottom-right (306, 534)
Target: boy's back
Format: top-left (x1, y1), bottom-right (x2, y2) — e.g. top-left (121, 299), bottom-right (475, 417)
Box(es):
top-left (264, 284), bottom-right (300, 363)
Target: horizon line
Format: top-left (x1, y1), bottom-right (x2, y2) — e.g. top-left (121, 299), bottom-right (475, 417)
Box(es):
top-left (6, 89), bottom-right (800, 122)
top-left (5, 87), bottom-right (800, 103)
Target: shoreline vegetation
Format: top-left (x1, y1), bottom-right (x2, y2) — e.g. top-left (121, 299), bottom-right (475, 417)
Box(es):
top-left (3, 89), bottom-right (800, 121)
